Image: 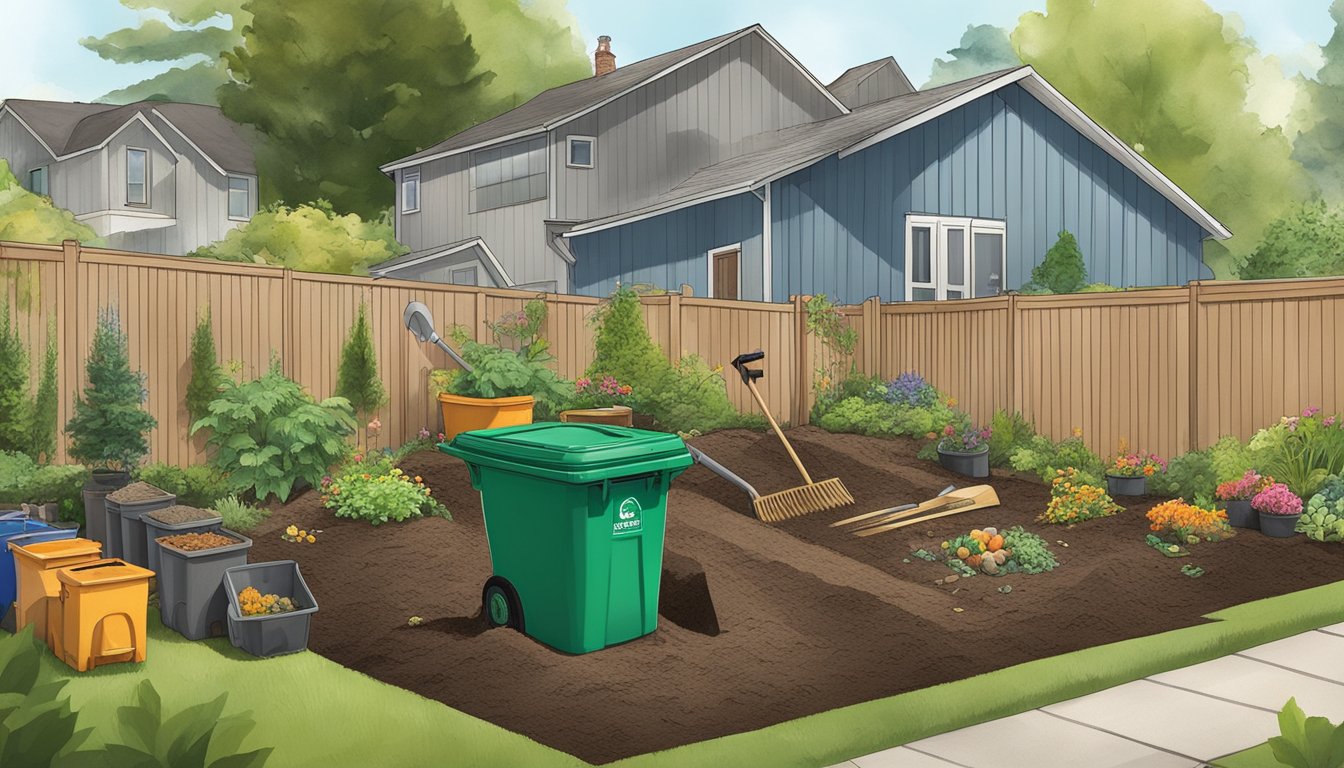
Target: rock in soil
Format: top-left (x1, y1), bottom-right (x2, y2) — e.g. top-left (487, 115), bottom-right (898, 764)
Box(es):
top-left (658, 550), bottom-right (720, 637)
top-left (107, 481), bottom-right (172, 503)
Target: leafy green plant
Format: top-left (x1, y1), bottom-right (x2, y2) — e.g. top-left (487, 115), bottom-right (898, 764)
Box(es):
top-left (1149, 447), bottom-right (1218, 499)
top-left (448, 334), bottom-right (571, 418)
top-left (213, 495), bottom-right (270, 533)
top-left (586, 285), bottom-right (667, 392)
top-left (0, 159), bottom-right (98, 244)
top-left (191, 362), bottom-right (355, 502)
top-left (1250, 410), bottom-right (1344, 499)
top-left (1010, 433), bottom-right (1105, 486)
top-left (0, 299), bottom-right (32, 454)
top-left (1180, 564), bottom-right (1205, 578)
top-left (321, 457), bottom-right (448, 525)
top-left (485, 298), bottom-right (551, 362)
top-left (188, 200), bottom-right (406, 275)
top-left (334, 301), bottom-right (387, 449)
top-left (1300, 476), bottom-right (1344, 543)
top-left (989, 410), bottom-right (1036, 467)
top-left (1209, 435), bottom-right (1256, 483)
top-left (0, 625), bottom-right (95, 767)
top-left (29, 325), bottom-right (58, 463)
top-left (186, 307), bottom-right (222, 425)
top-left (1001, 526), bottom-right (1058, 574)
top-left (135, 463), bottom-right (232, 509)
top-left (806, 294), bottom-right (858, 392)
top-left (0, 450), bottom-right (37, 494)
top-left (1266, 697), bottom-right (1344, 768)
top-left (65, 310), bottom-right (157, 471)
top-left (1026, 231), bottom-right (1087, 294)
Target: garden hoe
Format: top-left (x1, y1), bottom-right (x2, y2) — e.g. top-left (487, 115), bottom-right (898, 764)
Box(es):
top-left (831, 484), bottom-right (956, 528)
top-left (403, 301), bottom-right (473, 372)
top-left (854, 485), bottom-right (1000, 537)
top-left (730, 350), bottom-right (854, 522)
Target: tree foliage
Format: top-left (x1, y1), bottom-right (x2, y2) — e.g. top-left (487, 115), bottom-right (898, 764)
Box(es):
top-left (186, 307), bottom-right (222, 424)
top-left (29, 324), bottom-right (59, 463)
top-left (1012, 0), bottom-right (1314, 279)
top-left (334, 302), bottom-right (387, 428)
top-left (1240, 201), bottom-right (1344, 279)
top-left (1293, 1), bottom-right (1344, 205)
top-left (0, 301), bottom-right (31, 454)
top-left (65, 310), bottom-right (157, 471)
top-left (1028, 231), bottom-right (1088, 293)
top-left (0, 160), bottom-right (96, 245)
top-left (925, 24), bottom-right (1020, 88)
top-left (453, 0), bottom-right (591, 113)
top-left (79, 0), bottom-right (250, 104)
top-left (187, 201), bottom-right (406, 275)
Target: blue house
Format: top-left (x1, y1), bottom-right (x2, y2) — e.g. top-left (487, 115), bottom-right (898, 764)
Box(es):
top-left (379, 27), bottom-right (1228, 304)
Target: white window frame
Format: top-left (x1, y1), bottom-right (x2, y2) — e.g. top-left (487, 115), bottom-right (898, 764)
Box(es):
top-left (905, 215), bottom-right (1006, 300)
top-left (401, 169), bottom-right (420, 214)
top-left (28, 166), bottom-right (48, 196)
top-left (707, 243), bottom-right (742, 299)
top-left (566, 135), bottom-right (595, 169)
top-left (126, 147), bottom-right (149, 206)
top-left (227, 175), bottom-right (251, 221)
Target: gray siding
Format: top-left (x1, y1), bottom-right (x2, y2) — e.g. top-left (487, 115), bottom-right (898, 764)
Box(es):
top-left (50, 150), bottom-right (106, 214)
top-left (552, 32), bottom-right (843, 223)
top-left (0, 112), bottom-right (52, 190)
top-left (852, 64), bottom-right (913, 108)
top-left (569, 191), bottom-right (763, 298)
top-left (105, 122), bottom-right (176, 217)
top-left (771, 83), bottom-right (1211, 304)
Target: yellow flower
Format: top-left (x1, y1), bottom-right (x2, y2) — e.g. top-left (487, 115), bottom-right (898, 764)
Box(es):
top-left (414, 475), bottom-right (423, 483)
top-left (298, 530), bottom-right (307, 538)
top-left (306, 534), bottom-right (316, 543)
top-left (286, 525), bottom-right (298, 537)
top-left (1072, 427), bottom-right (1084, 437)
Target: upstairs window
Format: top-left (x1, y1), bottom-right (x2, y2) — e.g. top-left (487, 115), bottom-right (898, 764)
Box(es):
top-left (28, 167), bottom-right (48, 196)
top-left (401, 169), bottom-right (420, 213)
top-left (566, 136), bottom-right (595, 169)
top-left (471, 136), bottom-right (546, 212)
top-left (126, 148), bottom-right (148, 205)
top-left (227, 176), bottom-right (251, 220)
top-left (906, 215), bottom-right (1005, 300)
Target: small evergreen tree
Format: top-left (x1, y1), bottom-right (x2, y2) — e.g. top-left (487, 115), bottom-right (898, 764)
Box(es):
top-left (1028, 231), bottom-right (1088, 294)
top-left (65, 309), bottom-right (157, 470)
top-left (334, 302), bottom-right (386, 446)
top-left (185, 307), bottom-right (222, 424)
top-left (28, 323), bottom-right (58, 463)
top-left (0, 300), bottom-right (31, 453)
top-left (587, 285), bottom-right (669, 392)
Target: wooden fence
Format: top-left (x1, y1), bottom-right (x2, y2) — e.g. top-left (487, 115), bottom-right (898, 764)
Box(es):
top-left (2, 240), bottom-right (1341, 467)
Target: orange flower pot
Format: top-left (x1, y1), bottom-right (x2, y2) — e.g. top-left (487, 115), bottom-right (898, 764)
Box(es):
top-left (438, 393), bottom-right (534, 441)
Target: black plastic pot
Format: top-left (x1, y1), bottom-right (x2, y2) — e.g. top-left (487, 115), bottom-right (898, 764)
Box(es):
top-left (1225, 499), bottom-right (1258, 529)
top-left (1106, 474), bottom-right (1147, 497)
top-left (157, 529), bottom-right (253, 640)
top-left (1258, 512), bottom-right (1300, 538)
top-left (82, 470), bottom-right (131, 556)
top-left (938, 446), bottom-right (989, 478)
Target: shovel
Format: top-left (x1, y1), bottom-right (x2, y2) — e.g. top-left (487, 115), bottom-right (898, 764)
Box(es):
top-left (854, 485), bottom-right (1000, 537)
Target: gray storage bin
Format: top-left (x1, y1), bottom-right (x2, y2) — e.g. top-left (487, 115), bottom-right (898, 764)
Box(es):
top-left (105, 483), bottom-right (175, 568)
top-left (156, 530), bottom-right (251, 640)
top-left (224, 561), bottom-right (318, 658)
top-left (143, 507), bottom-right (223, 573)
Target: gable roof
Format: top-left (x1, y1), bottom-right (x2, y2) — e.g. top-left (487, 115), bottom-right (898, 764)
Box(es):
top-left (380, 24), bottom-right (849, 173)
top-left (827, 57), bottom-right (914, 107)
top-left (0, 98), bottom-right (255, 174)
top-left (565, 66), bottom-right (1231, 241)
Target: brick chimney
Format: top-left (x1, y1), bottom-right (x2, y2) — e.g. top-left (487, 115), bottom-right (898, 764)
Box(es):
top-left (594, 35), bottom-right (616, 77)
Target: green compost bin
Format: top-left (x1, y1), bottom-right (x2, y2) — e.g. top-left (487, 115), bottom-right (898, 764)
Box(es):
top-left (440, 422), bottom-right (693, 654)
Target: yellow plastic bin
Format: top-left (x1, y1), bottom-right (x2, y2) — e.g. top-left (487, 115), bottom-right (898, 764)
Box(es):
top-left (54, 558), bottom-right (153, 672)
top-left (438, 392), bottom-right (534, 441)
top-left (10, 537), bottom-right (103, 651)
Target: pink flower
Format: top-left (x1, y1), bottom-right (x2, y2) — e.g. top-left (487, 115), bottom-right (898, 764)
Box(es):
top-left (418, 427), bottom-right (431, 440)
top-left (1303, 406), bottom-right (1321, 418)
top-left (1326, 416), bottom-right (1338, 427)
top-left (1251, 483), bottom-right (1302, 516)
top-left (367, 418), bottom-right (382, 432)
top-left (943, 424), bottom-right (955, 436)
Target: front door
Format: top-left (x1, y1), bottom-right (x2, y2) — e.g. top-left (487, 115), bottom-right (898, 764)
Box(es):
top-left (711, 248), bottom-right (739, 300)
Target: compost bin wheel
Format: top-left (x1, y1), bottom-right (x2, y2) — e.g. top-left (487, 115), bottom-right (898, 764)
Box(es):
top-left (482, 576), bottom-right (524, 632)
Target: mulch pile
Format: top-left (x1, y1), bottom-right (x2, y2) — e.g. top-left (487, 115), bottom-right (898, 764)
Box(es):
top-left (248, 427), bottom-right (1342, 764)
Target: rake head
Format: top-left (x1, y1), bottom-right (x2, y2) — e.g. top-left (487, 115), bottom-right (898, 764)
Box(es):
top-left (752, 477), bottom-right (854, 523)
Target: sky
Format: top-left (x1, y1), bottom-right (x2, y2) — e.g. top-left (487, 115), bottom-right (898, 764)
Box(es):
top-left (0, 0), bottom-right (1334, 102)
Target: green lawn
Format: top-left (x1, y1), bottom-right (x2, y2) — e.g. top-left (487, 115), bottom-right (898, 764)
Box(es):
top-left (1212, 743), bottom-right (1281, 767)
top-left (44, 581), bottom-right (1344, 768)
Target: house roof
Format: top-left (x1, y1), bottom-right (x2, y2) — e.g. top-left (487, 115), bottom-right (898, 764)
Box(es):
top-left (380, 24), bottom-right (850, 173)
top-left (0, 98), bottom-right (255, 174)
top-left (369, 237), bottom-right (515, 286)
top-left (826, 57), bottom-right (914, 107)
top-left (565, 66), bottom-right (1232, 241)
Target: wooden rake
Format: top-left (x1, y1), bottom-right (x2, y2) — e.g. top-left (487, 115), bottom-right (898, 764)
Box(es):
top-left (731, 350), bottom-right (854, 522)
top-left (854, 485), bottom-right (1000, 537)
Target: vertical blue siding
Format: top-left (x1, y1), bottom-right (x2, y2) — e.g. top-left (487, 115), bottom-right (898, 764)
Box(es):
top-left (568, 192), bottom-right (763, 298)
top-left (770, 83), bottom-right (1210, 303)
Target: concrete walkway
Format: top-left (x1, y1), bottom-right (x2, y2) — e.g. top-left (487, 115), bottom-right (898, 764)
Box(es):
top-left (829, 622), bottom-right (1344, 768)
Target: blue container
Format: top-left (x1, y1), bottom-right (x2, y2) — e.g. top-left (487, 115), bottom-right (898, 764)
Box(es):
top-left (0, 512), bottom-right (71, 610)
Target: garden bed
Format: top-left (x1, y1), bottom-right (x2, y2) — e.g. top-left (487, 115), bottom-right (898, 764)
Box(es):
top-left (248, 427), bottom-right (1343, 764)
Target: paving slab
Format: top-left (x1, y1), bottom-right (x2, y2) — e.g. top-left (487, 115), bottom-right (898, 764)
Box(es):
top-left (1318, 622), bottom-right (1344, 638)
top-left (902, 709), bottom-right (1197, 768)
top-left (1042, 680), bottom-right (1277, 761)
top-left (1238, 631), bottom-right (1344, 683)
top-left (851, 746), bottom-right (962, 767)
top-left (1151, 654), bottom-right (1344, 721)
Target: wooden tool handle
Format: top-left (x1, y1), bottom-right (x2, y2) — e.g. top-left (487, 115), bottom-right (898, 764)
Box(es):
top-left (743, 376), bottom-right (814, 485)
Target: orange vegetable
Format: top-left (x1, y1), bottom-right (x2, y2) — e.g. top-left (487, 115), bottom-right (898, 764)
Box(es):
top-left (965, 554), bottom-right (983, 567)
top-left (956, 546), bottom-right (971, 560)
top-left (988, 535), bottom-right (1004, 552)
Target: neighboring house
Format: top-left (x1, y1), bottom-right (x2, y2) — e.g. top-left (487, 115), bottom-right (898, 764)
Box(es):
top-left (376, 25), bottom-right (1228, 303)
top-left (0, 99), bottom-right (257, 255)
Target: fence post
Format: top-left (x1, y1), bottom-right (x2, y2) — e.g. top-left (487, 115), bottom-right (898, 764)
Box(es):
top-left (281, 268), bottom-right (294, 377)
top-left (1188, 281), bottom-right (1200, 453)
top-left (667, 289), bottom-right (682, 365)
top-left (60, 240), bottom-right (80, 465)
top-left (474, 290), bottom-right (488, 343)
top-left (793, 294), bottom-right (810, 426)
top-left (861, 297), bottom-right (881, 376)
top-left (1006, 291), bottom-right (1018, 415)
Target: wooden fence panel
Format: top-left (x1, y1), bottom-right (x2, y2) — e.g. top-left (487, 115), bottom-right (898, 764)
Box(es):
top-left (678, 297), bottom-right (798, 419)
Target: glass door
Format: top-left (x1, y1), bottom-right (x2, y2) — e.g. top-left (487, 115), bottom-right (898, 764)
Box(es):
top-left (939, 222), bottom-right (968, 300)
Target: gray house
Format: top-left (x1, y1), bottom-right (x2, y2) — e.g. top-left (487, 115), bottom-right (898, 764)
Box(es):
top-left (377, 25), bottom-right (1229, 303)
top-left (0, 99), bottom-right (257, 255)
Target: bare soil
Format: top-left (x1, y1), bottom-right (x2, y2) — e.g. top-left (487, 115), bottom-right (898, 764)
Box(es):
top-left (107, 481), bottom-right (172, 503)
top-left (249, 427), bottom-right (1343, 764)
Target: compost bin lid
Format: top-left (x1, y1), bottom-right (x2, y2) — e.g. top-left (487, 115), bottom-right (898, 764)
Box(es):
top-left (56, 558), bottom-right (153, 586)
top-left (440, 422), bottom-right (692, 483)
top-left (9, 537), bottom-right (102, 559)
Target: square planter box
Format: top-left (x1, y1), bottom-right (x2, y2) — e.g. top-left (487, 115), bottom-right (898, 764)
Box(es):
top-left (106, 483), bottom-right (176, 569)
top-left (142, 507), bottom-right (224, 574)
top-left (224, 560), bottom-right (319, 658)
top-left (156, 529), bottom-right (252, 640)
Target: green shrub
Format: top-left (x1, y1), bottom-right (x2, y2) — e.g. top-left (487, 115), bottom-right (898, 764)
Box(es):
top-left (1208, 435), bottom-right (1256, 484)
top-left (0, 158), bottom-right (97, 244)
top-left (188, 200), bottom-right (405, 276)
top-left (29, 326), bottom-right (58, 462)
top-left (135, 463), bottom-right (232, 508)
top-left (1077, 282), bottom-right (1122, 292)
top-left (65, 309), bottom-right (157, 471)
top-left (1027, 231), bottom-right (1087, 294)
top-left (0, 453), bottom-right (86, 518)
top-left (0, 625), bottom-right (96, 766)
top-left (1240, 201), bottom-right (1344, 279)
top-left (1150, 448), bottom-right (1218, 499)
top-left (322, 457), bottom-right (448, 525)
top-left (1300, 476), bottom-right (1344, 543)
top-left (213, 495), bottom-right (271, 533)
top-left (1009, 434), bottom-right (1105, 486)
top-left (1249, 410), bottom-right (1344, 499)
top-left (1001, 526), bottom-right (1058, 574)
top-left (191, 362), bottom-right (355, 502)
top-left (0, 300), bottom-right (31, 454)
top-left (989, 410), bottom-right (1036, 467)
top-left (185, 307), bottom-right (222, 425)
top-left (586, 285), bottom-right (667, 392)
top-left (334, 301), bottom-right (387, 438)
top-left (1267, 697), bottom-right (1344, 768)
top-left (0, 450), bottom-right (37, 494)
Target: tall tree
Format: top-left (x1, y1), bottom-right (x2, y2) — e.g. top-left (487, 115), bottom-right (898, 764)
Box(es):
top-left (0, 300), bottom-right (31, 454)
top-left (79, 0), bottom-right (249, 105)
top-left (454, 0), bottom-right (592, 112)
top-left (925, 25), bottom-right (1020, 88)
top-left (1012, 0), bottom-right (1314, 279)
top-left (29, 324), bottom-right (59, 463)
top-left (1293, 0), bottom-right (1344, 204)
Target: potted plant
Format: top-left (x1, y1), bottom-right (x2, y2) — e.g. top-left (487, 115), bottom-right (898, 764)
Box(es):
top-left (1215, 469), bottom-right (1270, 529)
top-left (937, 422), bottom-right (991, 478)
top-left (1106, 449), bottom-right (1165, 496)
top-left (1252, 482), bottom-right (1303, 538)
top-left (561, 376), bottom-right (636, 427)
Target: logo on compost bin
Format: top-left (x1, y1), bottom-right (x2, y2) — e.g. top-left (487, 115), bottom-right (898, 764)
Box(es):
top-left (613, 497), bottom-right (642, 535)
